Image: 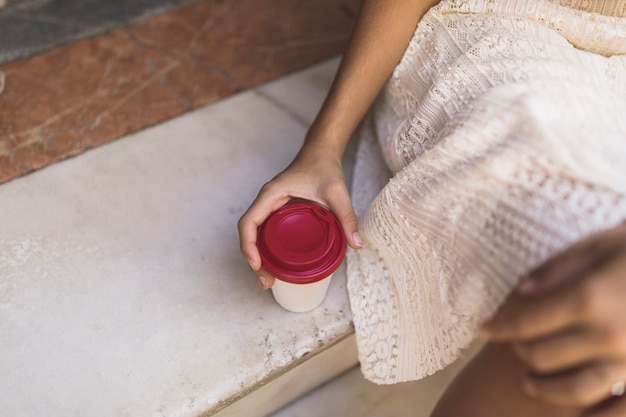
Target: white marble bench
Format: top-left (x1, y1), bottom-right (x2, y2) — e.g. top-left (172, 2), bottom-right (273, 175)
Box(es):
top-left (0, 58), bottom-right (359, 417)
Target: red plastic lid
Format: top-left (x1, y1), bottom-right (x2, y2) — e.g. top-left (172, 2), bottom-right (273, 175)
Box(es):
top-left (257, 201), bottom-right (347, 284)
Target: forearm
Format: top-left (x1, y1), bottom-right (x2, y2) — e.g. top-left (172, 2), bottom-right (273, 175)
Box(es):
top-left (301, 0), bottom-right (439, 161)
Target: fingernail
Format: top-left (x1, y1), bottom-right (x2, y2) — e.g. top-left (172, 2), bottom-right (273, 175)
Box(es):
top-left (353, 232), bottom-right (363, 247)
top-left (248, 258), bottom-right (256, 270)
top-left (258, 276), bottom-right (269, 290)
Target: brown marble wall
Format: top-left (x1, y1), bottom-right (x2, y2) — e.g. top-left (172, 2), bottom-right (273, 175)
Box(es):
top-left (0, 0), bottom-right (360, 184)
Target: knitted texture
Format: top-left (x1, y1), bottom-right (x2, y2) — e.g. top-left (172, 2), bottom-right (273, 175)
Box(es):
top-left (347, 0), bottom-right (626, 385)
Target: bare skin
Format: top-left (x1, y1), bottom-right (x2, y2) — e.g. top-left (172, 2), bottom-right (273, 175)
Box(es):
top-left (431, 342), bottom-right (582, 417)
top-left (433, 224), bottom-right (626, 417)
top-left (237, 0), bottom-right (626, 414)
top-left (238, 0), bottom-right (439, 289)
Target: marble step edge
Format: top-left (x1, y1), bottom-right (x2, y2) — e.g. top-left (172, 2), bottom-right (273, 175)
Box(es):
top-left (207, 331), bottom-right (359, 417)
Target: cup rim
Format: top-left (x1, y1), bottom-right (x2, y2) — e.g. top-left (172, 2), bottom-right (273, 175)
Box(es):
top-left (257, 200), bottom-right (346, 284)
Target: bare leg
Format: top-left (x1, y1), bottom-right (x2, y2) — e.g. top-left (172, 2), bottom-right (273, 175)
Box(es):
top-left (430, 341), bottom-right (583, 417)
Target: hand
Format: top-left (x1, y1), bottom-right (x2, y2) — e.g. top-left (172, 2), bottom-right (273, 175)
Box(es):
top-left (481, 223), bottom-right (626, 416)
top-left (237, 145), bottom-right (362, 290)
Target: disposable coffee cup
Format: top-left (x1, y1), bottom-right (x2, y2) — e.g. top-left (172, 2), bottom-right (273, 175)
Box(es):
top-left (257, 200), bottom-right (347, 313)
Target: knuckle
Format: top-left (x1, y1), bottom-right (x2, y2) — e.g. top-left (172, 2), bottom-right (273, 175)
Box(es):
top-left (341, 210), bottom-right (358, 226)
top-left (523, 346), bottom-right (551, 373)
top-left (507, 314), bottom-right (531, 336)
top-left (238, 241), bottom-right (249, 257)
top-left (559, 375), bottom-right (599, 406)
top-left (585, 365), bottom-right (612, 399)
top-left (259, 181), bottom-right (274, 194)
top-left (568, 387), bottom-right (596, 406)
top-left (237, 215), bottom-right (253, 237)
top-left (237, 215), bottom-right (246, 231)
top-left (574, 284), bottom-right (604, 320)
top-left (590, 363), bottom-right (611, 383)
top-left (605, 327), bottom-right (626, 353)
top-left (324, 178), bottom-right (347, 195)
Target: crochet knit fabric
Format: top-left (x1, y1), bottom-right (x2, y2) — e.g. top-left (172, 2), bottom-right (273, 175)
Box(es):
top-left (347, 0), bottom-right (626, 384)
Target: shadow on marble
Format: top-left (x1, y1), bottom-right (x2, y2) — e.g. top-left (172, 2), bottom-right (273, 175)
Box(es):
top-left (271, 342), bottom-right (483, 417)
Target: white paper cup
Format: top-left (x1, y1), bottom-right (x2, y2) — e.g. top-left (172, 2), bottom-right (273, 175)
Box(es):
top-left (271, 273), bottom-right (334, 313)
top-left (257, 201), bottom-right (346, 313)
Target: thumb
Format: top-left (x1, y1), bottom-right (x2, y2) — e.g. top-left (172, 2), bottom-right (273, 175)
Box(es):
top-left (328, 195), bottom-right (362, 250)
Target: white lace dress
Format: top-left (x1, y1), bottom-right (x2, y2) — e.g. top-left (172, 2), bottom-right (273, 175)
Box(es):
top-left (346, 0), bottom-right (626, 384)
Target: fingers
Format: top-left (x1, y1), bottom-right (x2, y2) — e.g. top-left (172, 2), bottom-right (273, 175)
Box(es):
top-left (585, 396), bottom-right (626, 417)
top-left (524, 361), bottom-right (626, 407)
top-left (519, 246), bottom-right (603, 296)
top-left (482, 251), bottom-right (626, 410)
top-left (481, 224), bottom-right (626, 410)
top-left (481, 285), bottom-right (588, 341)
top-left (327, 193), bottom-right (362, 250)
top-left (257, 269), bottom-right (275, 291)
top-left (513, 327), bottom-right (620, 374)
top-left (483, 257), bottom-right (626, 342)
top-left (238, 158), bottom-right (362, 292)
top-left (238, 188), bottom-right (291, 271)
top-left (520, 226), bottom-right (625, 296)
top-left (239, 197), bottom-right (280, 290)
top-left (238, 184), bottom-right (292, 291)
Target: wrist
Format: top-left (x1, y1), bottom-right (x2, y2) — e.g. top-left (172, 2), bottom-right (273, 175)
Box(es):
top-left (298, 135), bottom-right (344, 164)
top-left (302, 124), bottom-right (351, 159)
